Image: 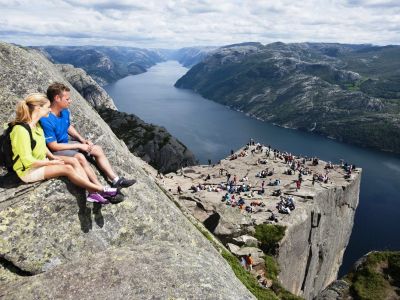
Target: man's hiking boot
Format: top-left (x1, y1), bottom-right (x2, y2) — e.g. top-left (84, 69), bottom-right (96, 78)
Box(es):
top-left (87, 193), bottom-right (109, 204)
top-left (109, 190), bottom-right (125, 204)
top-left (112, 177), bottom-right (136, 189)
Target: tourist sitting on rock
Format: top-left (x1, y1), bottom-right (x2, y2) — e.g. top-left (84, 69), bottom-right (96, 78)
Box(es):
top-left (272, 189), bottom-right (282, 196)
top-left (40, 82), bottom-right (136, 190)
top-left (285, 169), bottom-right (293, 175)
top-left (269, 212), bottom-right (278, 222)
top-left (278, 203), bottom-right (290, 214)
top-left (245, 205), bottom-right (253, 213)
top-left (9, 94), bottom-right (119, 204)
top-left (238, 197), bottom-right (245, 206)
top-left (205, 174), bottom-right (211, 181)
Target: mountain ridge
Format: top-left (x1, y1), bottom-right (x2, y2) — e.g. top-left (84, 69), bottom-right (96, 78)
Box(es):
top-left (175, 42), bottom-right (400, 153)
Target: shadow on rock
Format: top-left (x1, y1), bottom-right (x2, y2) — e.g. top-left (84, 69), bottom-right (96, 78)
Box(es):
top-left (92, 203), bottom-right (104, 228)
top-left (0, 172), bottom-right (23, 188)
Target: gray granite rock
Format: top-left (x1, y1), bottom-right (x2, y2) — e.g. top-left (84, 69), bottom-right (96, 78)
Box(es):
top-left (0, 244), bottom-right (254, 300)
top-left (55, 64), bottom-right (117, 110)
top-left (0, 41), bottom-right (254, 299)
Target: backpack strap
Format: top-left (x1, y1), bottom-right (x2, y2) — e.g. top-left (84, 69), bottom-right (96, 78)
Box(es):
top-left (10, 122), bottom-right (37, 170)
top-left (13, 122), bottom-right (36, 150)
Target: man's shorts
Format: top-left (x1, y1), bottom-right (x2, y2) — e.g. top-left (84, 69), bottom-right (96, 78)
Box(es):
top-left (20, 166), bottom-right (46, 183)
top-left (52, 141), bottom-right (81, 157)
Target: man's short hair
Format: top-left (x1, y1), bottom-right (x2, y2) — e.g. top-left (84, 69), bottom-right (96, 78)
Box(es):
top-left (47, 82), bottom-right (70, 103)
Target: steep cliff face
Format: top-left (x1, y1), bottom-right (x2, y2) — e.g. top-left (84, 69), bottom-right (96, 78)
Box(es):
top-left (277, 173), bottom-right (361, 299)
top-left (0, 42), bottom-right (254, 299)
top-left (56, 63), bottom-right (197, 173)
top-left (98, 107), bottom-right (197, 173)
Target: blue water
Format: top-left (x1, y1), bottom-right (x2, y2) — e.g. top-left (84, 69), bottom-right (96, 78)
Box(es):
top-left (105, 61), bottom-right (400, 276)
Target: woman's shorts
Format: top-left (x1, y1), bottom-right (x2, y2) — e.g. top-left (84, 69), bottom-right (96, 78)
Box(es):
top-left (20, 166), bottom-right (46, 183)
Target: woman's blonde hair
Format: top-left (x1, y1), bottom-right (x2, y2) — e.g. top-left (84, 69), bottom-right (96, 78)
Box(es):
top-left (12, 93), bottom-right (49, 125)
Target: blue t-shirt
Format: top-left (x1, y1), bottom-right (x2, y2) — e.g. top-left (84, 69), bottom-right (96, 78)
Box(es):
top-left (40, 109), bottom-right (70, 144)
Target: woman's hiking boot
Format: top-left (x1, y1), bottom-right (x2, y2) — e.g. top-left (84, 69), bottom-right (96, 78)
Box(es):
top-left (101, 187), bottom-right (118, 198)
top-left (87, 193), bottom-right (109, 204)
top-left (112, 177), bottom-right (136, 189)
top-left (101, 187), bottom-right (125, 204)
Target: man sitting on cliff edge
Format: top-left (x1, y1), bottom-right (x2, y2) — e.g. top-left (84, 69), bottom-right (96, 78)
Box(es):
top-left (40, 82), bottom-right (136, 189)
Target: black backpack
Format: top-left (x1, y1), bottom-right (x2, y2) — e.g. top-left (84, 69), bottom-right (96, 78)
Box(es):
top-left (0, 122), bottom-right (36, 173)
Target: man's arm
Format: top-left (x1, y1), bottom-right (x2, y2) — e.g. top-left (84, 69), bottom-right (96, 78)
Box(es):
top-left (68, 125), bottom-right (94, 146)
top-left (46, 140), bottom-right (89, 152)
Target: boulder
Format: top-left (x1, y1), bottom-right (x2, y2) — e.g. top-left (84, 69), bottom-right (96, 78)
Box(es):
top-left (233, 235), bottom-right (259, 247)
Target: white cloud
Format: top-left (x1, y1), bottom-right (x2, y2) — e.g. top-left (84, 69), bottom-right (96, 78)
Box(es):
top-left (0, 0), bottom-right (398, 47)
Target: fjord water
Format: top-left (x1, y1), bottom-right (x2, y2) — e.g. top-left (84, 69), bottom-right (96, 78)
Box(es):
top-left (105, 61), bottom-right (400, 276)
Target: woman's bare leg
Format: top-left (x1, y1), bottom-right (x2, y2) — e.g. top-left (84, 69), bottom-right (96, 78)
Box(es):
top-left (55, 155), bottom-right (89, 180)
top-left (44, 164), bottom-right (103, 193)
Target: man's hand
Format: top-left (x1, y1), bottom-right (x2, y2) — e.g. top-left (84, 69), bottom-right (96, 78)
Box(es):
top-left (79, 143), bottom-right (95, 153)
top-left (83, 139), bottom-right (94, 147)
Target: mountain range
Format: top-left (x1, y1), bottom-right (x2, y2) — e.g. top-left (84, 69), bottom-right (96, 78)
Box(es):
top-left (175, 42), bottom-right (400, 153)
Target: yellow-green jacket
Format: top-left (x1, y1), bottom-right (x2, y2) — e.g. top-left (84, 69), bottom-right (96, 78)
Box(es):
top-left (10, 124), bottom-right (47, 177)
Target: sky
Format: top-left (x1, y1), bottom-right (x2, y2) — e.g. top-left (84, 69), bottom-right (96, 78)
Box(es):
top-left (0, 0), bottom-right (399, 48)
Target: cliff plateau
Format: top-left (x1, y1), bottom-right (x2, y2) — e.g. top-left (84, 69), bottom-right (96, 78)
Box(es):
top-left (154, 145), bottom-right (361, 299)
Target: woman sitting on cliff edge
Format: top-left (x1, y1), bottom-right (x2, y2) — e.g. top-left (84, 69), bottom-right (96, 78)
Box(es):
top-left (10, 93), bottom-right (117, 204)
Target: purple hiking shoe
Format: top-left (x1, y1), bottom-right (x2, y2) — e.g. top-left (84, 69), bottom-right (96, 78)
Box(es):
top-left (100, 187), bottom-right (118, 199)
top-left (87, 193), bottom-right (110, 204)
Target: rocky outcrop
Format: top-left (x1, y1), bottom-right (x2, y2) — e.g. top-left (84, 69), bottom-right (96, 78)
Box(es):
top-left (316, 251), bottom-right (400, 300)
top-left (175, 42), bottom-right (400, 153)
top-left (98, 107), bottom-right (197, 173)
top-left (56, 64), bottom-right (117, 109)
top-left (0, 42), bottom-right (254, 299)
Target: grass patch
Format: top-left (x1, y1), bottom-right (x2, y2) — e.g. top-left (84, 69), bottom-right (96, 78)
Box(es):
top-left (345, 251), bottom-right (400, 300)
top-left (254, 224), bottom-right (286, 255)
top-left (221, 250), bottom-right (279, 300)
top-left (264, 255), bottom-right (280, 281)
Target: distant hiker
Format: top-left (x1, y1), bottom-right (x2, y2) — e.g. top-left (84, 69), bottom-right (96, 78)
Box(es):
top-left (156, 169), bottom-right (163, 179)
top-left (177, 185), bottom-right (182, 195)
top-left (240, 256), bottom-right (247, 269)
top-left (296, 180), bottom-right (301, 191)
top-left (9, 93), bottom-right (118, 204)
top-left (231, 149), bottom-right (234, 155)
top-left (226, 172), bottom-right (231, 184)
top-left (246, 254), bottom-right (254, 271)
top-left (208, 159), bottom-right (211, 166)
top-left (40, 82), bottom-right (136, 189)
